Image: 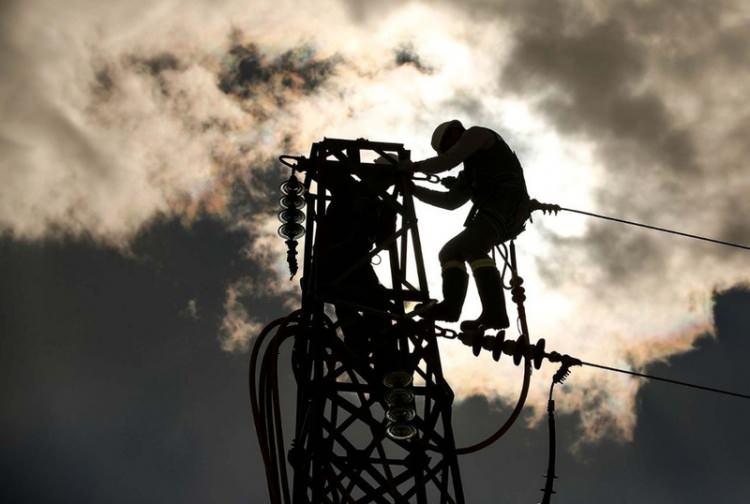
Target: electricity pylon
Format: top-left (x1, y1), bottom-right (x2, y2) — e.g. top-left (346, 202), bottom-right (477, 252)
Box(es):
top-left (252, 138), bottom-right (465, 504)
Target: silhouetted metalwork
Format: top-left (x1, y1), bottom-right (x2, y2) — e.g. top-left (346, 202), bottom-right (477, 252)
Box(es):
top-left (252, 138), bottom-right (465, 504)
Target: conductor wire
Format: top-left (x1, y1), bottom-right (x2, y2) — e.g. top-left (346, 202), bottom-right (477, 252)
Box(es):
top-left (559, 206), bottom-right (750, 252)
top-left (581, 360), bottom-right (750, 400)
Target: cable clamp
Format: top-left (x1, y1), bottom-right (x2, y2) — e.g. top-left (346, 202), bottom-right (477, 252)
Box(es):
top-left (529, 199), bottom-right (561, 215)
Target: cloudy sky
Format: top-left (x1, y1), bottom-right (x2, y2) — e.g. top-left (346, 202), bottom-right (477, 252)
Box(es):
top-left (2, 0), bottom-right (749, 502)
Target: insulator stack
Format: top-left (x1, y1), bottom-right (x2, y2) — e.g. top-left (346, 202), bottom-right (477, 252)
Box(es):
top-left (456, 334), bottom-right (579, 372)
top-left (277, 172), bottom-right (306, 279)
top-left (383, 371), bottom-right (417, 440)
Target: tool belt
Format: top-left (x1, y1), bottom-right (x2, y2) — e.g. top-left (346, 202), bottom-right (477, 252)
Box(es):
top-left (464, 196), bottom-right (531, 241)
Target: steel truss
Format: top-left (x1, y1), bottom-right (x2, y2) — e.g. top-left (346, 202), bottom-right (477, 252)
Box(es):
top-left (254, 138), bottom-right (465, 504)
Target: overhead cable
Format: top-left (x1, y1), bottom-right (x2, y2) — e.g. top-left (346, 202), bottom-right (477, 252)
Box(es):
top-left (558, 206), bottom-right (750, 252)
top-left (581, 360), bottom-right (750, 400)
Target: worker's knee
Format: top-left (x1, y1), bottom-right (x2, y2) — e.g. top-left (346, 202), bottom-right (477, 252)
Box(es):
top-left (439, 241), bottom-right (462, 264)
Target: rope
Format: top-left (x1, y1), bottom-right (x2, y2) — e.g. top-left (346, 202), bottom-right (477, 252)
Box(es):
top-left (581, 360), bottom-right (750, 400)
top-left (495, 243), bottom-right (513, 290)
top-left (559, 206), bottom-right (750, 252)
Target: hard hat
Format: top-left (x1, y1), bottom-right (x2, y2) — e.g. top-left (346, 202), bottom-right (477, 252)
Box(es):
top-left (430, 119), bottom-right (464, 152)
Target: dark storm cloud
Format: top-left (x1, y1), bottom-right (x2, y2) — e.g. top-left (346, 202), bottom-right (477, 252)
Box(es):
top-left (0, 214), bottom-right (294, 502)
top-left (540, 218), bottom-right (666, 285)
top-left (127, 52), bottom-right (183, 96)
top-left (394, 43), bottom-right (433, 74)
top-left (131, 52), bottom-right (182, 76)
top-left (92, 64), bottom-right (115, 98)
top-left (218, 42), bottom-right (338, 103)
top-left (500, 7), bottom-right (699, 178)
top-left (92, 53), bottom-right (182, 103)
top-left (720, 211), bottom-right (750, 249)
top-left (342, 0), bottom-right (403, 22)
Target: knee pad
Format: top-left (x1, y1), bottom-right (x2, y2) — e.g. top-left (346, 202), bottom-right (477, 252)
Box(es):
top-left (469, 258), bottom-right (496, 272)
top-left (441, 260), bottom-right (467, 273)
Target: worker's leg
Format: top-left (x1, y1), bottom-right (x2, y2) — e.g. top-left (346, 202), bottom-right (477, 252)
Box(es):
top-left (420, 214), bottom-right (501, 321)
top-left (462, 257), bottom-right (509, 329)
top-left (461, 214), bottom-right (511, 329)
top-left (420, 213), bottom-right (513, 323)
top-left (416, 233), bottom-right (470, 322)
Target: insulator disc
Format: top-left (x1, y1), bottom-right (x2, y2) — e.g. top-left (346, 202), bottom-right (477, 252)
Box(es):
top-left (492, 331), bottom-right (505, 361)
top-left (386, 422), bottom-right (417, 441)
top-left (384, 388), bottom-right (414, 407)
top-left (386, 406), bottom-right (416, 423)
top-left (280, 178), bottom-right (304, 195)
top-left (513, 343), bottom-right (524, 366)
top-left (278, 223), bottom-right (305, 240)
top-left (472, 336), bottom-right (482, 357)
top-left (278, 208), bottom-right (305, 224)
top-left (383, 370), bottom-right (413, 388)
top-left (279, 194), bottom-right (305, 209)
top-left (533, 338), bottom-right (546, 370)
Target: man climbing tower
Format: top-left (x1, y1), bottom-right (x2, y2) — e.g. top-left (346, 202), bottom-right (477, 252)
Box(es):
top-left (406, 119), bottom-right (530, 330)
top-left (315, 161), bottom-right (397, 366)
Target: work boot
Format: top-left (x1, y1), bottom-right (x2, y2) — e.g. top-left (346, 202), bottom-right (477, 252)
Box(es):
top-left (417, 267), bottom-right (469, 322)
top-left (461, 266), bottom-right (509, 330)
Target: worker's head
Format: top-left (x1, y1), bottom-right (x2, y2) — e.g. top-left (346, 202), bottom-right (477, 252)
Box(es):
top-left (431, 119), bottom-right (465, 154)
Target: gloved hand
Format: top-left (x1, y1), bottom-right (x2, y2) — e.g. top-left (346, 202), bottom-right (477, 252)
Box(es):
top-left (441, 176), bottom-right (458, 189)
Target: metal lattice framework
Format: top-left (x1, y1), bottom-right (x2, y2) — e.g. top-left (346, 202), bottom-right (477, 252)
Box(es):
top-left (254, 138), bottom-right (465, 504)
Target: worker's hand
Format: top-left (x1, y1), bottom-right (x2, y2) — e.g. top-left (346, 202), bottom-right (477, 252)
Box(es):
top-left (441, 176), bottom-right (458, 189)
top-left (529, 199), bottom-right (561, 215)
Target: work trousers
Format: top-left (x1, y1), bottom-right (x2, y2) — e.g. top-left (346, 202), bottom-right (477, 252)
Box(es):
top-left (438, 211), bottom-right (515, 265)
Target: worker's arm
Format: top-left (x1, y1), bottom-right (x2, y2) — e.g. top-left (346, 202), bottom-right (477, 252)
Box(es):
top-left (412, 126), bottom-right (495, 174)
top-left (411, 178), bottom-right (470, 210)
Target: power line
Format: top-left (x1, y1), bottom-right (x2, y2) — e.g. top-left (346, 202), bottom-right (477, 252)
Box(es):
top-left (580, 360), bottom-right (750, 400)
top-left (559, 206), bottom-right (750, 252)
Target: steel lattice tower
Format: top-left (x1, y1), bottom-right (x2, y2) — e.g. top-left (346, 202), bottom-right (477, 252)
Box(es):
top-left (252, 138), bottom-right (465, 504)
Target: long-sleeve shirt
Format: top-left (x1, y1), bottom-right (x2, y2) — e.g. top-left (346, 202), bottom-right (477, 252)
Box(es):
top-left (412, 126), bottom-right (530, 224)
top-left (412, 177), bottom-right (471, 210)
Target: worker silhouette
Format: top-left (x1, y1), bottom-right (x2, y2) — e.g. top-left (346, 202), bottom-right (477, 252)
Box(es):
top-left (406, 120), bottom-right (530, 330)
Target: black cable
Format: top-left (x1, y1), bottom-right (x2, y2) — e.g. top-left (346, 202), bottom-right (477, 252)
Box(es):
top-left (540, 382), bottom-right (558, 504)
top-left (559, 206), bottom-right (750, 252)
top-left (580, 361), bottom-right (750, 400)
